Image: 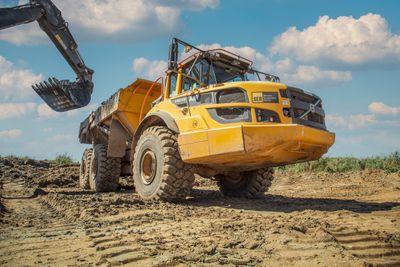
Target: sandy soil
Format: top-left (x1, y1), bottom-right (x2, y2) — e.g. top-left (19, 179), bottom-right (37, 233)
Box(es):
top-left (0, 157), bottom-right (399, 266)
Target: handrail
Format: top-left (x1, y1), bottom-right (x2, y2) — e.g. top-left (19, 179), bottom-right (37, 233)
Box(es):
top-left (139, 77), bottom-right (163, 121)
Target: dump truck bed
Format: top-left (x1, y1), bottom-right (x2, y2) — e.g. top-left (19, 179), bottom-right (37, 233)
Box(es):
top-left (79, 79), bottom-right (161, 145)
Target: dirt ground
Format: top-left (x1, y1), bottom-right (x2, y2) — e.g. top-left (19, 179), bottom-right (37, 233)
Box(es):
top-left (0, 157), bottom-right (399, 266)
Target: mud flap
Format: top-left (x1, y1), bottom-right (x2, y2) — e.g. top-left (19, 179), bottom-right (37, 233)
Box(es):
top-left (107, 120), bottom-right (129, 158)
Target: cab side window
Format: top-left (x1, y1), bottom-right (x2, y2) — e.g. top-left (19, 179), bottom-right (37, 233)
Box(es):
top-left (168, 74), bottom-right (177, 97)
top-left (182, 76), bottom-right (199, 92)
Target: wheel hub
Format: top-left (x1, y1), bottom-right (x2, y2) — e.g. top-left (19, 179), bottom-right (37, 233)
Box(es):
top-left (140, 149), bottom-right (157, 185)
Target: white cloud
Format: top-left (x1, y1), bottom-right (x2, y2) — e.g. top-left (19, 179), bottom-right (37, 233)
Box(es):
top-left (0, 24), bottom-right (45, 45)
top-left (0, 55), bottom-right (43, 101)
top-left (285, 65), bottom-right (352, 86)
top-left (132, 57), bottom-right (167, 80)
top-left (368, 102), bottom-right (400, 116)
top-left (0, 0), bottom-right (219, 44)
top-left (37, 103), bottom-right (62, 118)
top-left (270, 13), bottom-right (400, 67)
top-left (0, 129), bottom-right (22, 138)
top-left (0, 102), bottom-right (37, 120)
top-left (327, 101), bottom-right (400, 130)
top-left (326, 114), bottom-right (377, 129)
top-left (151, 0), bottom-right (219, 10)
top-left (37, 103), bottom-right (97, 119)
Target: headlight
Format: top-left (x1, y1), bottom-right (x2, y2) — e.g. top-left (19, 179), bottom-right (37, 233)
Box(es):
top-left (283, 108), bottom-right (290, 117)
top-left (255, 109), bottom-right (281, 123)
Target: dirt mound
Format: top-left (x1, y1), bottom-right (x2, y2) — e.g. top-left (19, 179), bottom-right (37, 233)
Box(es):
top-left (0, 157), bottom-right (79, 188)
top-left (273, 169), bottom-right (400, 199)
top-left (37, 165), bottom-right (79, 188)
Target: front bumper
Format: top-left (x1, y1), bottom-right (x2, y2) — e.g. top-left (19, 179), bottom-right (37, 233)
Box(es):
top-left (178, 124), bottom-right (335, 168)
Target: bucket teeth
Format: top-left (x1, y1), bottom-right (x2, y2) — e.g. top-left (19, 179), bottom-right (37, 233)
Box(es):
top-left (32, 77), bottom-right (92, 112)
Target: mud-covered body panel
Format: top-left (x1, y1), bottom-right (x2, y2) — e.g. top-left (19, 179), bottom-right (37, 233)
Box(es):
top-left (178, 124), bottom-right (335, 170)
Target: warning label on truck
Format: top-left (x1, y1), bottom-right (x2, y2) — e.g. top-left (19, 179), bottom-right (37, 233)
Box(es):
top-left (252, 92), bottom-right (278, 103)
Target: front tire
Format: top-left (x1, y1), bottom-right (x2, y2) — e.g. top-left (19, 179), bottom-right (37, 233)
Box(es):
top-left (132, 126), bottom-right (194, 201)
top-left (216, 168), bottom-right (274, 198)
top-left (89, 144), bottom-right (121, 192)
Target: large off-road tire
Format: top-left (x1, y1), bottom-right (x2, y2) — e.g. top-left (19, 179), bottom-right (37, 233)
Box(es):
top-left (79, 148), bottom-right (92, 189)
top-left (132, 126), bottom-right (194, 201)
top-left (89, 144), bottom-right (121, 192)
top-left (216, 168), bottom-right (274, 198)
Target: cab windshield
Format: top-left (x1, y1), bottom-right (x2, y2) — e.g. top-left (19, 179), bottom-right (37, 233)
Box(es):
top-left (182, 59), bottom-right (244, 89)
top-left (181, 57), bottom-right (275, 92)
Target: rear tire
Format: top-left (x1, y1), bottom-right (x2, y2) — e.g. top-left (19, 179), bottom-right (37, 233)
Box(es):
top-left (79, 148), bottom-right (92, 189)
top-left (89, 144), bottom-right (121, 192)
top-left (216, 168), bottom-right (274, 198)
top-left (132, 126), bottom-right (194, 201)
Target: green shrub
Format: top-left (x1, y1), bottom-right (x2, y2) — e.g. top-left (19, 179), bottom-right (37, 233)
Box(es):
top-left (0, 155), bottom-right (29, 161)
top-left (278, 151), bottom-right (400, 173)
top-left (52, 153), bottom-right (74, 165)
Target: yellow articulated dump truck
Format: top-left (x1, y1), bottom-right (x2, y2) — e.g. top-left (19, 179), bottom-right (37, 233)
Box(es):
top-left (78, 38), bottom-right (335, 201)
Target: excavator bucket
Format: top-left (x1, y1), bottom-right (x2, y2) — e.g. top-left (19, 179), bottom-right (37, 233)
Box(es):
top-left (32, 78), bottom-right (93, 112)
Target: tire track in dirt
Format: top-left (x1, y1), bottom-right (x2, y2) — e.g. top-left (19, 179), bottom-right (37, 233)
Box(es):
top-left (1, 162), bottom-right (399, 266)
top-left (72, 202), bottom-right (349, 266)
top-left (84, 214), bottom-right (185, 266)
top-left (0, 178), bottom-right (97, 266)
top-left (326, 226), bottom-right (400, 267)
top-left (39, 184), bottom-right (400, 266)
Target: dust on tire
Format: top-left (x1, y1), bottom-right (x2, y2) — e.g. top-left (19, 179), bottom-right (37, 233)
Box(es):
top-left (217, 168), bottom-right (274, 198)
top-left (79, 148), bottom-right (92, 189)
top-left (89, 144), bottom-right (121, 192)
top-left (132, 126), bottom-right (194, 201)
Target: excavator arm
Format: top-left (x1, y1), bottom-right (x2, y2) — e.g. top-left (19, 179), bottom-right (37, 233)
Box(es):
top-left (0, 0), bottom-right (93, 112)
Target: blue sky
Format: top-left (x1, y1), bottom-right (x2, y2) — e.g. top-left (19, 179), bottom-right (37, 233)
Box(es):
top-left (0, 0), bottom-right (399, 160)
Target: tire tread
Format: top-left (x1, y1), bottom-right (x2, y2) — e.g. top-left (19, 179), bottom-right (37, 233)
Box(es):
top-left (217, 168), bottom-right (274, 198)
top-left (133, 126), bottom-right (194, 200)
top-left (79, 148), bottom-right (92, 189)
top-left (90, 144), bottom-right (121, 192)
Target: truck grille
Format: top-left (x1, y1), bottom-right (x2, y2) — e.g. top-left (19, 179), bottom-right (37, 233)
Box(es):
top-left (281, 87), bottom-right (326, 130)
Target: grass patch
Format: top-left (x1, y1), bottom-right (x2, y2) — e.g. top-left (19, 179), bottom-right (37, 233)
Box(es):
top-left (52, 153), bottom-right (74, 165)
top-left (278, 151), bottom-right (400, 173)
top-left (0, 154), bottom-right (76, 166)
top-left (0, 155), bottom-right (30, 162)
